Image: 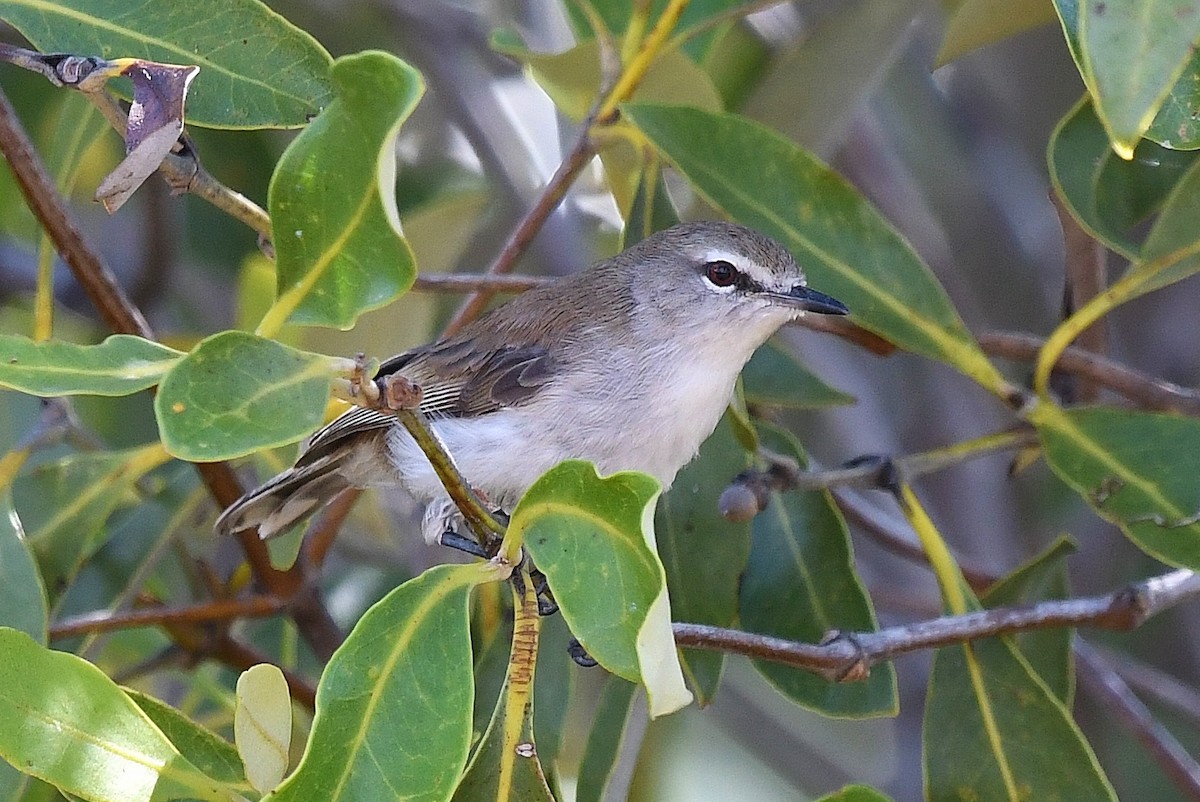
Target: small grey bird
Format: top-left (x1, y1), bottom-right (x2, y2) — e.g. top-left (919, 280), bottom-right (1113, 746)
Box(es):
top-left (215, 221), bottom-right (848, 544)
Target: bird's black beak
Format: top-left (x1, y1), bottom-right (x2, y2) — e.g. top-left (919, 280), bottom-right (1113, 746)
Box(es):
top-left (780, 285), bottom-right (849, 315)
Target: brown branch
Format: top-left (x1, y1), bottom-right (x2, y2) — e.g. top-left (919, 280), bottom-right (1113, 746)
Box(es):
top-left (412, 273), bottom-right (552, 293)
top-left (50, 595), bottom-right (285, 639)
top-left (1054, 192), bottom-right (1109, 403)
top-left (673, 568), bottom-right (1200, 680)
top-left (979, 331), bottom-right (1200, 415)
top-left (1075, 639), bottom-right (1200, 800)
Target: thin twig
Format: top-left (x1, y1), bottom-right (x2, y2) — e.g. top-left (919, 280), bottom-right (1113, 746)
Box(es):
top-left (82, 91), bottom-right (272, 244)
top-left (413, 273), bottom-right (552, 293)
top-left (50, 595), bottom-right (286, 639)
top-left (1053, 192), bottom-right (1109, 403)
top-left (441, 121), bottom-right (600, 335)
top-left (673, 568), bottom-right (1200, 680)
top-left (441, 0), bottom-right (684, 335)
top-left (1075, 639), bottom-right (1200, 800)
top-left (979, 331), bottom-right (1200, 415)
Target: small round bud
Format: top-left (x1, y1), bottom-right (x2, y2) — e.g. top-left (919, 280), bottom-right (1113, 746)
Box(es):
top-left (719, 483), bottom-right (760, 523)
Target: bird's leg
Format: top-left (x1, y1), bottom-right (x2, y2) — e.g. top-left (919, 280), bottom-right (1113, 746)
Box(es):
top-left (567, 637), bottom-right (598, 668)
top-left (438, 529), bottom-right (491, 559)
top-left (528, 567), bottom-right (558, 616)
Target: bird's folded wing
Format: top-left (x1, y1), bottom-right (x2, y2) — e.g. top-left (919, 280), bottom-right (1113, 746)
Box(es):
top-left (298, 342), bottom-right (555, 467)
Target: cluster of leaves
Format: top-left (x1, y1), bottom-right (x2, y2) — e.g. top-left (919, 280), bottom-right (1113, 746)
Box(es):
top-left (0, 0), bottom-right (1199, 800)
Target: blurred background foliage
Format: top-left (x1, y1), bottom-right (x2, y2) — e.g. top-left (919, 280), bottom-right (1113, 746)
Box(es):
top-left (2, 0), bottom-right (1200, 800)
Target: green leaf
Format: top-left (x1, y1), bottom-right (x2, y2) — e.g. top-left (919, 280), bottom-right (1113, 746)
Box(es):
top-left (741, 340), bottom-right (855, 410)
top-left (1049, 98), bottom-right (1200, 258)
top-left (1144, 48), bottom-right (1200, 149)
top-left (740, 425), bottom-right (897, 717)
top-left (0, 496), bottom-right (47, 643)
top-left (264, 51), bottom-right (421, 331)
top-left (982, 536), bottom-right (1076, 703)
top-left (1031, 404), bottom-right (1200, 569)
top-left (154, 331), bottom-right (336, 461)
top-left (451, 580), bottom-right (554, 802)
top-left (0, 335), bottom-right (183, 397)
top-left (1075, 0), bottom-right (1200, 157)
top-left (575, 677), bottom-right (638, 802)
top-left (937, 0), bottom-right (1060, 65)
top-left (13, 444), bottom-right (169, 595)
top-left (268, 563), bottom-right (489, 802)
top-left (655, 414), bottom-right (751, 704)
top-left (0, 627), bottom-right (229, 802)
top-left (924, 635), bottom-right (1116, 801)
top-left (815, 786), bottom-right (895, 802)
top-left (235, 664), bottom-right (292, 794)
top-left (624, 103), bottom-right (1008, 396)
top-left (127, 691), bottom-right (248, 788)
top-left (0, 0), bottom-right (332, 128)
top-left (492, 36), bottom-right (721, 121)
top-left (1128, 152), bottom-right (1200, 296)
top-left (532, 614), bottom-right (574, 778)
top-left (512, 460), bottom-right (693, 717)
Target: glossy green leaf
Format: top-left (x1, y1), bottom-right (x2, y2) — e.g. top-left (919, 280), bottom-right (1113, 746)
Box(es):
top-left (740, 425), bottom-right (897, 717)
top-left (655, 415), bottom-right (750, 704)
top-left (0, 628), bottom-right (229, 802)
top-left (816, 786), bottom-right (895, 802)
top-left (575, 677), bottom-right (638, 802)
top-left (924, 635), bottom-right (1116, 801)
top-left (127, 691), bottom-right (248, 788)
top-left (155, 331), bottom-right (337, 461)
top-left (268, 562), bottom-right (490, 802)
top-left (1075, 0), bottom-right (1200, 157)
top-left (512, 460), bottom-right (692, 717)
top-left (1049, 98), bottom-right (1200, 258)
top-left (1031, 404), bottom-right (1200, 569)
top-left (1144, 48), bottom-right (1200, 149)
top-left (937, 0), bottom-right (1060, 65)
top-left (0, 335), bottom-right (183, 397)
top-left (624, 103), bottom-right (1008, 395)
top-left (0, 496), bottom-right (46, 643)
top-left (235, 664), bottom-right (292, 794)
top-left (0, 0), bottom-right (332, 128)
top-left (492, 36), bottom-right (721, 121)
top-left (13, 443), bottom-right (169, 595)
top-left (264, 51), bottom-right (420, 331)
top-left (982, 536), bottom-right (1076, 703)
top-left (741, 340), bottom-right (855, 410)
top-left (451, 580), bottom-right (553, 802)
top-left (1128, 152), bottom-right (1200, 296)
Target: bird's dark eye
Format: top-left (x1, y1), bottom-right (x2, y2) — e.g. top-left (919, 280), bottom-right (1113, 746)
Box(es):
top-left (704, 260), bottom-right (738, 287)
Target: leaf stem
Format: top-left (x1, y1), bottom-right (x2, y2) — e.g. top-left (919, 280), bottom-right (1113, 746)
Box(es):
top-left (1034, 239), bottom-right (1200, 397)
top-left (895, 483), bottom-right (972, 616)
top-left (597, 0), bottom-right (692, 121)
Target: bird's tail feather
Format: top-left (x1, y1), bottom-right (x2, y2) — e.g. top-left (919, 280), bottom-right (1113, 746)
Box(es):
top-left (214, 450), bottom-right (352, 540)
